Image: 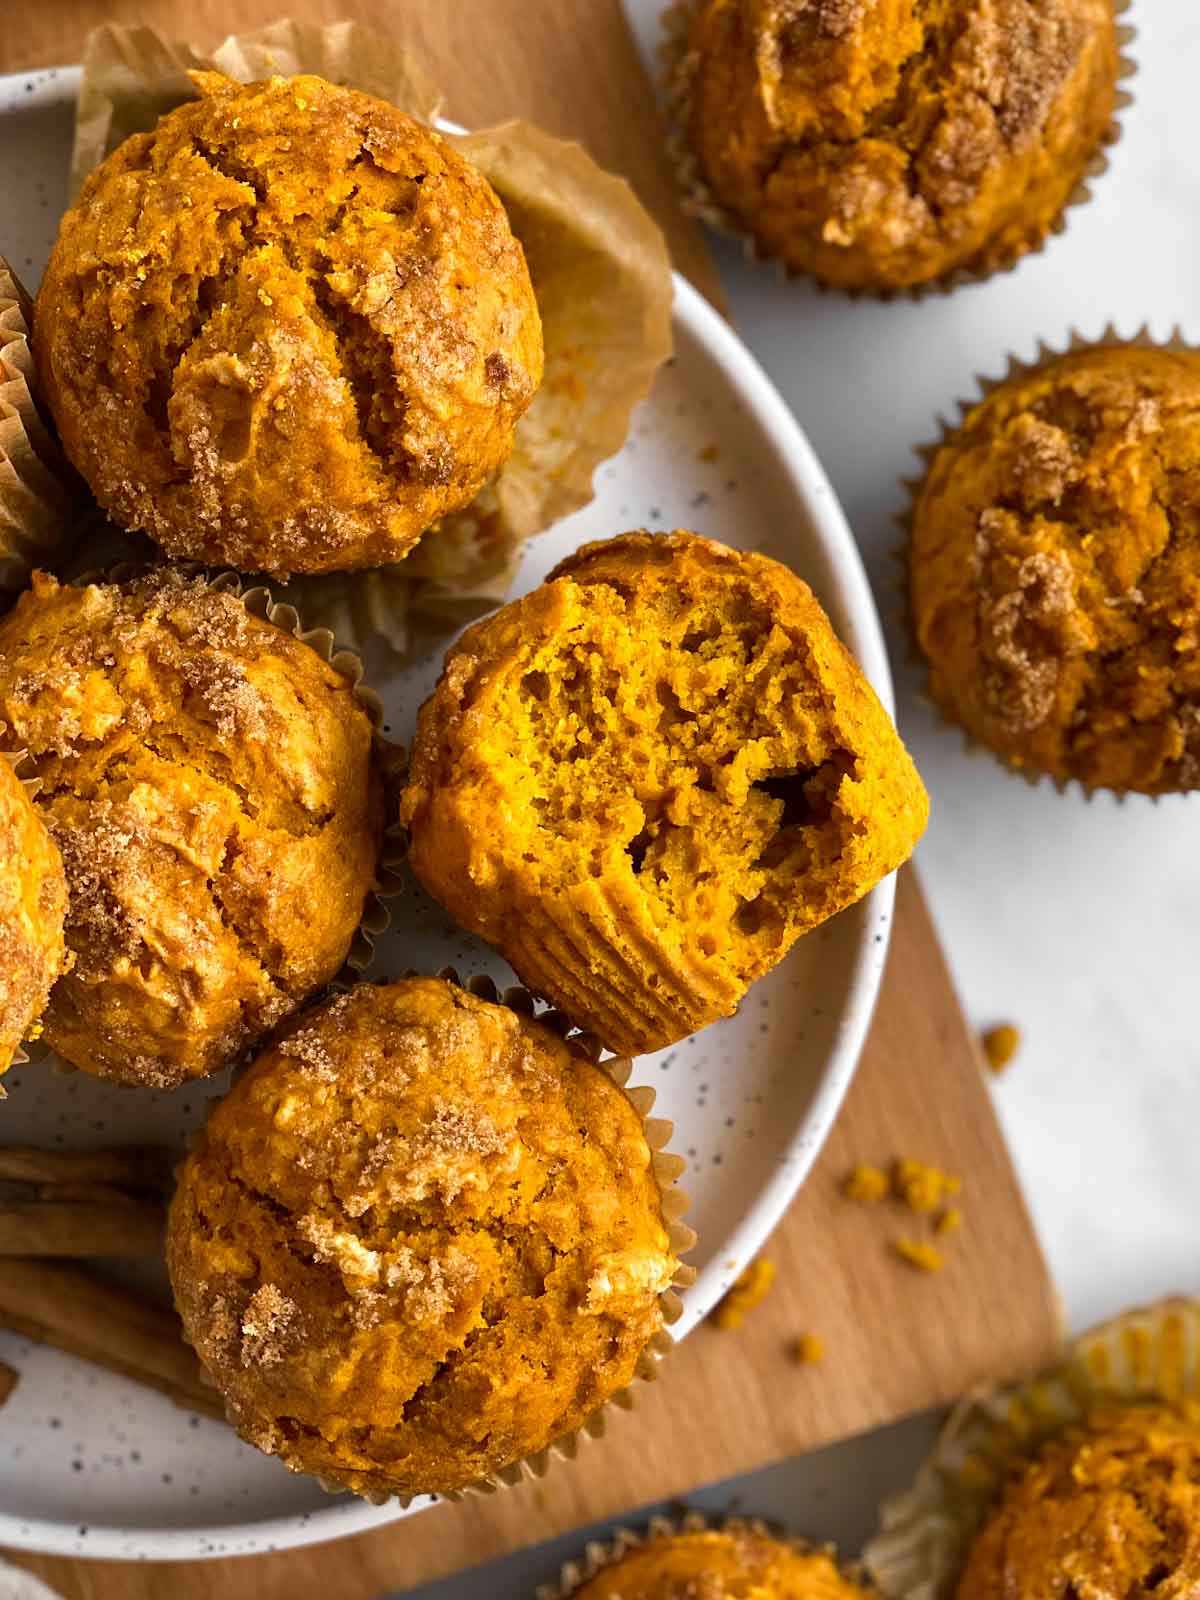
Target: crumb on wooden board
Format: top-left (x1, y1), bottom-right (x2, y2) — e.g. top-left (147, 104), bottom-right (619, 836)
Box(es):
top-left (792, 1332), bottom-right (824, 1365)
top-left (982, 1022), bottom-right (1021, 1075)
top-left (894, 1237), bottom-right (945, 1274)
top-left (709, 1258), bottom-right (776, 1330)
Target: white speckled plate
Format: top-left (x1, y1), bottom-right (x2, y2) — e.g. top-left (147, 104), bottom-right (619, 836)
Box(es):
top-left (0, 65), bottom-right (897, 1560)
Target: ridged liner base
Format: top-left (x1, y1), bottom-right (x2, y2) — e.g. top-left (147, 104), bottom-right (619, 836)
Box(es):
top-left (183, 972), bottom-right (696, 1509)
top-left (659, 0), bottom-right (1135, 301)
top-left (864, 1296), bottom-right (1200, 1600)
top-left (897, 324), bottom-right (1199, 802)
top-left (27, 561), bottom-right (405, 1083)
top-left (537, 1510), bottom-right (861, 1600)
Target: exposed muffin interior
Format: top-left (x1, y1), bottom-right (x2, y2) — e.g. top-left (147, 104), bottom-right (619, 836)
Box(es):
top-left (504, 569), bottom-right (853, 953)
top-left (402, 531), bottom-right (927, 1054)
top-left (0, 569), bottom-right (382, 1086)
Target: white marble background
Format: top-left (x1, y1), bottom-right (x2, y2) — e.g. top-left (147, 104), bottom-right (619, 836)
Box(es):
top-left (413, 1), bottom-right (1200, 1594)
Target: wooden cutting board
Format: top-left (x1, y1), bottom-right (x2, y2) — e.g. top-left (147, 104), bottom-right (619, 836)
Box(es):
top-left (0, 3), bottom-right (1062, 1594)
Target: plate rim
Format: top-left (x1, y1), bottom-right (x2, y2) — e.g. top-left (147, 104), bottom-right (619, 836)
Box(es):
top-left (0, 63), bottom-right (896, 1560)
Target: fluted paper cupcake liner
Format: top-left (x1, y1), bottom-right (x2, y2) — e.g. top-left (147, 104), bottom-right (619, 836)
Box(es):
top-left (54, 19), bottom-right (674, 658)
top-left (660, 0), bottom-right (1135, 300)
top-left (260, 971), bottom-right (697, 1508)
top-left (863, 1296), bottom-right (1200, 1600)
top-left (538, 1510), bottom-right (863, 1600)
top-left (0, 257), bottom-right (84, 606)
top-left (898, 324), bottom-right (1196, 800)
top-left (21, 560), bottom-right (402, 1081)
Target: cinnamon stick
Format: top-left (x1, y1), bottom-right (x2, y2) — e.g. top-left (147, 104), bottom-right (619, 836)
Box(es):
top-left (0, 1145), bottom-right (172, 1193)
top-left (0, 1146), bottom-right (172, 1258)
top-left (0, 1260), bottom-right (224, 1420)
top-left (0, 1198), bottom-right (165, 1258)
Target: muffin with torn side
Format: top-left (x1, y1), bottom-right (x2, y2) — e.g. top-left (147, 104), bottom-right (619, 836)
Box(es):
top-left (34, 71), bottom-right (543, 576)
top-left (0, 569), bottom-right (382, 1087)
top-left (401, 530), bottom-right (928, 1056)
top-left (167, 976), bottom-right (688, 1499)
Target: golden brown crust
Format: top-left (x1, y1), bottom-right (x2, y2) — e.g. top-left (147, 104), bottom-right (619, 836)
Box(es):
top-left (400, 530), bottom-right (928, 1056)
top-left (956, 1403), bottom-right (1200, 1600)
top-left (34, 72), bottom-right (543, 577)
top-left (0, 757), bottom-right (68, 1073)
top-left (166, 977), bottom-right (677, 1498)
top-left (675, 0), bottom-right (1119, 291)
top-left (0, 570), bottom-right (382, 1087)
top-left (570, 1528), bottom-right (869, 1599)
top-left (910, 345), bottom-right (1200, 794)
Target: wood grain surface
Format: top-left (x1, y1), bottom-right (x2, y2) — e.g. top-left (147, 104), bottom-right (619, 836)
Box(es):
top-left (0, 2), bottom-right (1062, 1593)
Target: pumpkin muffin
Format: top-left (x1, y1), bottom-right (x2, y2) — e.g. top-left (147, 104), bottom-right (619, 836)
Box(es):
top-left (563, 1524), bottom-right (870, 1600)
top-left (864, 1301), bottom-right (1200, 1600)
top-left (34, 71), bottom-right (543, 577)
top-left (0, 755), bottom-right (69, 1074)
top-left (0, 569), bottom-right (382, 1087)
top-left (401, 530), bottom-right (928, 1057)
top-left (953, 1403), bottom-right (1200, 1600)
top-left (910, 344), bottom-right (1200, 795)
top-left (167, 976), bottom-right (682, 1499)
top-left (668, 0), bottom-right (1120, 292)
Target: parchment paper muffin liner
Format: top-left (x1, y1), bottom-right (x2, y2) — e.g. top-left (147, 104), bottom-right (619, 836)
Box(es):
top-left (897, 323), bottom-right (1198, 800)
top-left (863, 1296), bottom-right (1200, 1600)
top-left (538, 1510), bottom-right (861, 1600)
top-left (212, 970), bottom-right (698, 1508)
top-left (0, 257), bottom-right (85, 608)
top-left (22, 560), bottom-right (404, 1081)
top-left (659, 0), bottom-right (1135, 300)
top-left (56, 19), bottom-right (673, 658)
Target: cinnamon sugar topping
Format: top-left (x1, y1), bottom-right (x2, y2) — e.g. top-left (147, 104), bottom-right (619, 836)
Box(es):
top-left (1010, 415), bottom-right (1075, 508)
top-left (277, 1027), bottom-right (339, 1082)
top-left (240, 1284), bottom-right (301, 1367)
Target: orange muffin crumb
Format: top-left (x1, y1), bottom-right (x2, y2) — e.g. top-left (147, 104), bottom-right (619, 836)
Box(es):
top-left (712, 1259), bottom-right (776, 1331)
top-left (401, 530), bottom-right (927, 1056)
top-left (894, 1237), bottom-right (945, 1274)
top-left (843, 1163), bottom-right (890, 1203)
top-left (936, 1207), bottom-right (964, 1237)
top-left (982, 1023), bottom-right (1022, 1074)
top-left (793, 1332), bottom-right (825, 1366)
top-left (893, 1158), bottom-right (961, 1215)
